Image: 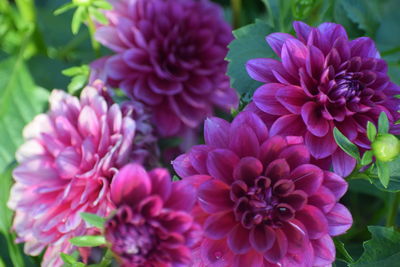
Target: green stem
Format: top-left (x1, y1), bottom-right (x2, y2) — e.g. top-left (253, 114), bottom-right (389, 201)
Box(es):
top-left (98, 249), bottom-right (113, 267)
top-left (386, 192), bottom-right (400, 227)
top-left (14, 0), bottom-right (36, 23)
top-left (0, 0), bottom-right (11, 12)
top-left (87, 14), bottom-right (101, 57)
top-left (230, 0), bottom-right (242, 29)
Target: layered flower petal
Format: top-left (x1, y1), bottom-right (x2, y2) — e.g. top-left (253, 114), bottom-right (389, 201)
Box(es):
top-left (174, 112), bottom-right (352, 266)
top-left (247, 20), bottom-right (400, 176)
top-left (9, 82), bottom-right (157, 266)
top-left (91, 0), bottom-right (238, 138)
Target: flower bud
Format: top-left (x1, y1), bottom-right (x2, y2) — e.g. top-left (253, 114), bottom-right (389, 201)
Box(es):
top-left (372, 134), bottom-right (400, 162)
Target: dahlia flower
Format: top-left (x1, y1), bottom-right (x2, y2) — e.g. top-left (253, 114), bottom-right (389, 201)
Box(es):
top-left (246, 21), bottom-right (400, 176)
top-left (91, 0), bottom-right (238, 137)
top-left (105, 163), bottom-right (200, 266)
top-left (8, 81), bottom-right (157, 266)
top-left (173, 111), bottom-right (352, 267)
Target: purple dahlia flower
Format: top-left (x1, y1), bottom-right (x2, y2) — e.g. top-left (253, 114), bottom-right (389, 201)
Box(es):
top-left (246, 21), bottom-right (400, 176)
top-left (173, 111), bottom-right (352, 267)
top-left (105, 164), bottom-right (200, 266)
top-left (91, 0), bottom-right (238, 137)
top-left (8, 81), bottom-right (157, 267)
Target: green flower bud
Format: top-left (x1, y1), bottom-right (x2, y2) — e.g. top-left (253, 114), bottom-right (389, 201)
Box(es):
top-left (371, 134), bottom-right (400, 162)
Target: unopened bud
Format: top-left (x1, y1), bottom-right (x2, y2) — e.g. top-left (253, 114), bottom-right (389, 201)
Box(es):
top-left (371, 134), bottom-right (400, 162)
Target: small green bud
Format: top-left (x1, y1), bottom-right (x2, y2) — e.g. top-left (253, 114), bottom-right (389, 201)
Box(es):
top-left (371, 134), bottom-right (400, 162)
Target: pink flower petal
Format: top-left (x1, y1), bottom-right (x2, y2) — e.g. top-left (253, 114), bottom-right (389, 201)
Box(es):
top-left (304, 129), bottom-right (337, 159)
top-left (266, 33), bottom-right (295, 57)
top-left (326, 203), bottom-right (353, 236)
top-left (206, 149), bottom-right (239, 184)
top-left (263, 228), bottom-right (288, 263)
top-left (332, 149), bottom-right (357, 177)
top-left (311, 234), bottom-right (335, 266)
top-left (301, 102), bottom-right (329, 137)
top-left (323, 171), bottom-right (348, 200)
top-left (296, 205), bottom-right (329, 239)
top-left (233, 157), bottom-right (263, 183)
top-left (148, 168), bottom-right (172, 201)
top-left (270, 114), bottom-right (306, 136)
top-left (198, 179), bottom-right (233, 213)
top-left (249, 225), bottom-right (275, 253)
top-left (290, 164), bottom-right (323, 195)
top-left (253, 83), bottom-right (289, 116)
top-left (246, 58), bottom-right (283, 83)
top-left (227, 224), bottom-right (251, 254)
top-left (204, 212), bottom-right (237, 240)
top-left (276, 85), bottom-right (308, 114)
top-left (110, 164), bottom-right (151, 206)
top-left (204, 117), bottom-right (230, 148)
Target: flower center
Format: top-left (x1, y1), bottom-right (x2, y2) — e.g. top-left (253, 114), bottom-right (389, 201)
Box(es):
top-left (333, 73), bottom-right (364, 101)
top-left (111, 216), bottom-right (159, 264)
top-left (231, 177), bottom-right (296, 229)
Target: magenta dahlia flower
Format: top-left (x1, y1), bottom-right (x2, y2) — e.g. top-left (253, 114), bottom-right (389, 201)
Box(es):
top-left (246, 21), bottom-right (400, 176)
top-left (8, 81), bottom-right (157, 267)
top-left (105, 163), bottom-right (200, 266)
top-left (173, 111), bottom-right (352, 267)
top-left (90, 0), bottom-right (238, 137)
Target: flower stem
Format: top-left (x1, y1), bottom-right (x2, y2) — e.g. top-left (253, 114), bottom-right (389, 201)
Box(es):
top-left (98, 249), bottom-right (113, 267)
top-left (230, 0), bottom-right (241, 29)
top-left (87, 14), bottom-right (101, 57)
top-left (386, 192), bottom-right (400, 227)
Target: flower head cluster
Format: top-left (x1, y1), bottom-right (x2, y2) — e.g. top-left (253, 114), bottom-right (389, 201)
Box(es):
top-left (173, 112), bottom-right (352, 267)
top-left (246, 21), bottom-right (400, 176)
top-left (8, 82), bottom-right (157, 266)
top-left (105, 164), bottom-right (200, 266)
top-left (91, 0), bottom-right (238, 137)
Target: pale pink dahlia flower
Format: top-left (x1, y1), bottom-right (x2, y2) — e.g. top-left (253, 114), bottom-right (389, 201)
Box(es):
top-left (105, 163), bottom-right (201, 266)
top-left (91, 0), bottom-right (238, 137)
top-left (246, 21), bottom-right (400, 177)
top-left (173, 111), bottom-right (353, 267)
top-left (8, 81), bottom-right (157, 266)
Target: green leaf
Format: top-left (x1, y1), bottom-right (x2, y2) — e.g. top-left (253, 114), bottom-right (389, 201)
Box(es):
top-left (61, 253), bottom-right (77, 264)
top-left (226, 20), bottom-right (274, 95)
top-left (378, 112), bottom-right (389, 134)
top-left (333, 127), bottom-right (361, 160)
top-left (371, 156), bottom-right (400, 192)
top-left (60, 252), bottom-right (86, 266)
top-left (80, 212), bottom-right (106, 229)
top-left (0, 257), bottom-right (5, 267)
top-left (0, 166), bottom-right (24, 267)
top-left (0, 56), bottom-right (49, 173)
top-left (376, 0), bottom-right (400, 53)
top-left (367, 121), bottom-right (377, 142)
top-left (350, 226), bottom-right (400, 267)
top-left (376, 160), bottom-right (390, 188)
top-left (68, 75), bottom-right (88, 95)
top-left (89, 7), bottom-right (108, 24)
top-left (54, 2), bottom-right (76, 16)
top-left (93, 0), bottom-right (113, 10)
top-left (339, 0), bottom-right (382, 36)
top-left (0, 56), bottom-right (48, 267)
top-left (71, 6), bottom-right (87, 34)
top-left (361, 151), bottom-right (373, 166)
top-left (172, 175), bottom-right (180, 181)
top-left (62, 65), bottom-right (88, 76)
top-left (0, 165), bottom-right (13, 238)
top-left (334, 238), bottom-right (354, 263)
top-left (69, 235), bottom-right (106, 247)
